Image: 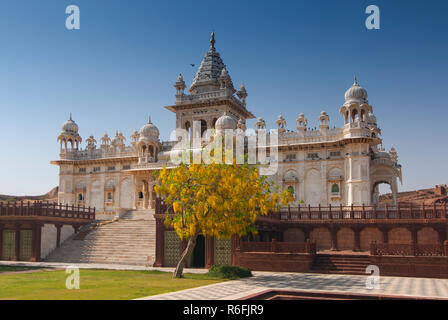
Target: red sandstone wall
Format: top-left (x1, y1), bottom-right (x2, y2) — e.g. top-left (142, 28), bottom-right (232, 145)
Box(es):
top-left (360, 227), bottom-right (383, 251)
top-left (417, 227), bottom-right (439, 244)
top-left (337, 227), bottom-right (355, 250)
top-left (370, 256), bottom-right (448, 279)
top-left (310, 227), bottom-right (332, 250)
top-left (235, 252), bottom-right (314, 273)
top-left (283, 228), bottom-right (305, 242)
top-left (388, 227), bottom-right (412, 244)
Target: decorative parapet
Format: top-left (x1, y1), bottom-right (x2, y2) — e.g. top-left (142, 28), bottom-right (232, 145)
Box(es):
top-left (60, 146), bottom-right (137, 160)
top-left (276, 128), bottom-right (344, 145)
top-left (175, 90), bottom-right (246, 107)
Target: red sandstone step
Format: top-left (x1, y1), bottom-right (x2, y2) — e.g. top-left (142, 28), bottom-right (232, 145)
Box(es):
top-left (311, 253), bottom-right (370, 275)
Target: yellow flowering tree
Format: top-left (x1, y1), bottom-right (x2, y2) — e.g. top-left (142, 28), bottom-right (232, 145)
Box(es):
top-left (154, 162), bottom-right (292, 278)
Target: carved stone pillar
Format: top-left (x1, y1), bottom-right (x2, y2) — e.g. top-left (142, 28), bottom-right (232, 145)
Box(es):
top-left (353, 227), bottom-right (361, 251)
top-left (303, 228), bottom-right (311, 241)
top-left (55, 224), bottom-right (63, 248)
top-left (0, 224), bottom-right (3, 260)
top-left (30, 224), bottom-right (41, 262)
top-left (37, 223), bottom-right (42, 260)
top-left (231, 235), bottom-right (240, 266)
top-left (391, 179), bottom-right (398, 206)
top-left (153, 218), bottom-right (165, 267)
top-left (148, 183), bottom-right (154, 210)
top-left (205, 236), bottom-right (215, 268)
top-left (410, 227), bottom-right (418, 245)
top-left (438, 227), bottom-right (447, 245)
top-left (330, 226), bottom-right (338, 251)
top-left (381, 227), bottom-right (389, 243)
top-left (14, 224), bottom-right (21, 261)
top-left (142, 181), bottom-right (148, 209)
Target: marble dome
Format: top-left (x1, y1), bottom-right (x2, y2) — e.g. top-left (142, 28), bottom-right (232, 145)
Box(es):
top-left (139, 116), bottom-right (159, 139)
top-left (215, 111), bottom-right (237, 130)
top-left (344, 76), bottom-right (368, 102)
top-left (62, 115), bottom-right (79, 134)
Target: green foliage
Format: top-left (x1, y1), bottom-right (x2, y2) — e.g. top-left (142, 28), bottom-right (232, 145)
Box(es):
top-left (206, 265), bottom-right (252, 280)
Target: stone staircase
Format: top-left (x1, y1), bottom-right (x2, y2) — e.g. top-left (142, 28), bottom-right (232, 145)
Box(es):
top-left (45, 210), bottom-right (156, 266)
top-left (310, 254), bottom-right (370, 275)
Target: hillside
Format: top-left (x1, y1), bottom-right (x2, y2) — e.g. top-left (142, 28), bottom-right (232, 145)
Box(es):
top-left (380, 184), bottom-right (448, 206)
top-left (0, 187), bottom-right (58, 202)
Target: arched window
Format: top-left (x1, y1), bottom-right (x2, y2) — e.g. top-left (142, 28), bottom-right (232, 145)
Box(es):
top-left (351, 109), bottom-right (359, 122)
top-left (78, 193), bottom-right (83, 201)
top-left (331, 183), bottom-right (340, 194)
top-left (138, 191), bottom-right (143, 199)
top-left (201, 120), bottom-right (207, 136)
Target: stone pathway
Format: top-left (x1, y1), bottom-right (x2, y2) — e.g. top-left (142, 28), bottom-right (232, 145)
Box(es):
top-left (138, 272), bottom-right (448, 300)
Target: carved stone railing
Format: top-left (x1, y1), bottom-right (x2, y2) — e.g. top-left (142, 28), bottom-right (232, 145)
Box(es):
top-left (370, 242), bottom-right (448, 257)
top-left (156, 198), bottom-right (447, 223)
top-left (60, 146), bottom-right (137, 160)
top-left (0, 201), bottom-right (95, 221)
top-left (133, 161), bottom-right (173, 170)
top-left (265, 203), bottom-right (447, 222)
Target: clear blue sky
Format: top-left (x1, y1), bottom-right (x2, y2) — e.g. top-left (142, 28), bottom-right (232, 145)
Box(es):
top-left (0, 0), bottom-right (447, 195)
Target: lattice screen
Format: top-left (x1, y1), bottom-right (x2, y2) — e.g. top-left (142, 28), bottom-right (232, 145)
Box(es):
top-left (2, 230), bottom-right (15, 260)
top-left (20, 230), bottom-right (33, 261)
top-left (214, 238), bottom-right (232, 265)
top-left (164, 231), bottom-right (180, 267)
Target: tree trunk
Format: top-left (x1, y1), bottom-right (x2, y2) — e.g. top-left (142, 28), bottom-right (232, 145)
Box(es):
top-left (173, 234), bottom-right (198, 278)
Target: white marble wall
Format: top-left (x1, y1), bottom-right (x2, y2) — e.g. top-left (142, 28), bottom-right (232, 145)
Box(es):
top-left (40, 224), bottom-right (74, 259)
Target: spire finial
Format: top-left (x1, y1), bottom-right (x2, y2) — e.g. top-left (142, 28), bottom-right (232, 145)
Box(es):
top-left (353, 75), bottom-right (358, 85)
top-left (148, 115), bottom-right (151, 124)
top-left (210, 31), bottom-right (215, 48)
top-left (69, 113), bottom-right (72, 121)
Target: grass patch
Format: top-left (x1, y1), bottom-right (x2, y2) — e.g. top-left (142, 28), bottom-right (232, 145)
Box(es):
top-left (206, 265), bottom-right (252, 280)
top-left (0, 269), bottom-right (225, 300)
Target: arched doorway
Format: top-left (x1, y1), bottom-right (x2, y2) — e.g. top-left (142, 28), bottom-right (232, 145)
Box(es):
top-left (371, 181), bottom-right (392, 205)
top-left (191, 235), bottom-right (206, 268)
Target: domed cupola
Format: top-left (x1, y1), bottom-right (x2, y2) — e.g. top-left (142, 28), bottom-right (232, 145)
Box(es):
top-left (344, 76), bottom-right (368, 103)
top-left (62, 114), bottom-right (79, 134)
top-left (137, 116), bottom-right (161, 163)
top-left (57, 114), bottom-right (82, 151)
top-left (139, 116), bottom-right (160, 142)
top-left (215, 111), bottom-right (237, 131)
top-left (340, 77), bottom-right (372, 124)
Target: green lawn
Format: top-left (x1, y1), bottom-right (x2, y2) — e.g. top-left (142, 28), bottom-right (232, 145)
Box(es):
top-left (0, 268), bottom-right (225, 300)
